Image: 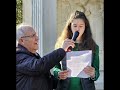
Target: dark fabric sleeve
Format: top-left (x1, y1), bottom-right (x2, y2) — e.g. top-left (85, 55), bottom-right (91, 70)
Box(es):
top-left (16, 48), bottom-right (66, 76)
top-left (90, 45), bottom-right (100, 81)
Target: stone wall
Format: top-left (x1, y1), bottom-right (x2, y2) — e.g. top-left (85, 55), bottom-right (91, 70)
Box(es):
top-left (57, 0), bottom-right (104, 89)
top-left (57, 0), bottom-right (104, 70)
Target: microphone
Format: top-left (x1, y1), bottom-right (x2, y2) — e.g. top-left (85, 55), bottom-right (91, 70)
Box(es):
top-left (67, 31), bottom-right (79, 51)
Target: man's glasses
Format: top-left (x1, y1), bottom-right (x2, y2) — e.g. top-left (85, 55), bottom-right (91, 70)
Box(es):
top-left (21, 33), bottom-right (37, 38)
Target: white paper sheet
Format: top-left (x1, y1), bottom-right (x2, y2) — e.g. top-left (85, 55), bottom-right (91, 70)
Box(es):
top-left (66, 50), bottom-right (92, 78)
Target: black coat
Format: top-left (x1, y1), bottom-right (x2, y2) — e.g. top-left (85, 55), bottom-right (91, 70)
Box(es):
top-left (16, 44), bottom-right (66, 90)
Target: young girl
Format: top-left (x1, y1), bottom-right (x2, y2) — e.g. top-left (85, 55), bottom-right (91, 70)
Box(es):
top-left (53, 10), bottom-right (100, 90)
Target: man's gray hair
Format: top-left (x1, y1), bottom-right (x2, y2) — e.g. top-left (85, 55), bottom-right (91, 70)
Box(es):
top-left (16, 23), bottom-right (33, 41)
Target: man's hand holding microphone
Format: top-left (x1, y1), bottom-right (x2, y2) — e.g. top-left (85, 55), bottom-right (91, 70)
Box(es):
top-left (62, 38), bottom-right (75, 52)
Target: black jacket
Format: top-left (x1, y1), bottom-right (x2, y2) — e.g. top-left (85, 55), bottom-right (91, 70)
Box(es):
top-left (16, 44), bottom-right (66, 90)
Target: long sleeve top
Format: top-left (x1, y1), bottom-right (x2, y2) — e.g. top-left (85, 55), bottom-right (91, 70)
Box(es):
top-left (53, 43), bottom-right (100, 90)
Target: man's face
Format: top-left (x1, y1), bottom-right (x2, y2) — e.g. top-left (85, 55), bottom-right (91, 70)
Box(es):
top-left (21, 28), bottom-right (39, 53)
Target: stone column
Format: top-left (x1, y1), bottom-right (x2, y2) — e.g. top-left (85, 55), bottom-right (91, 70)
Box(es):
top-left (23, 0), bottom-right (43, 56)
top-left (42, 0), bottom-right (57, 56)
top-left (23, 0), bottom-right (32, 25)
top-left (32, 0), bottom-right (43, 56)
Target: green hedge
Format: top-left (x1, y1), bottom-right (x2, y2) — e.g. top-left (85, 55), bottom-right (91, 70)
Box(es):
top-left (16, 0), bottom-right (22, 25)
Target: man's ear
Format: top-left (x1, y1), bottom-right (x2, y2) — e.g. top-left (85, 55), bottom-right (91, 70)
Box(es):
top-left (19, 38), bottom-right (24, 45)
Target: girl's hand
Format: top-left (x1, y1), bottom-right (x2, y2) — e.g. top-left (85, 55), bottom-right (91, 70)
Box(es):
top-left (83, 66), bottom-right (95, 78)
top-left (58, 70), bottom-right (69, 80)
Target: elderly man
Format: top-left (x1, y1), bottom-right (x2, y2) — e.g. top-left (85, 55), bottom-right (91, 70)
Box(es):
top-left (16, 23), bottom-right (75, 90)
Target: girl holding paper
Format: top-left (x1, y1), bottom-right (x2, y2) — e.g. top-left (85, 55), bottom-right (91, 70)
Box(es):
top-left (53, 10), bottom-right (100, 90)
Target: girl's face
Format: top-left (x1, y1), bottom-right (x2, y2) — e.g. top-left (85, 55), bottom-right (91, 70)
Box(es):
top-left (71, 18), bottom-right (85, 41)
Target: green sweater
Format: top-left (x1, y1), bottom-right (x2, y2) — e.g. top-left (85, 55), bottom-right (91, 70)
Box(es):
top-left (53, 43), bottom-right (100, 90)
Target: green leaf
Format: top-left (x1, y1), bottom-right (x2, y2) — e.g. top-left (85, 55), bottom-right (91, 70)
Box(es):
top-left (16, 0), bottom-right (23, 25)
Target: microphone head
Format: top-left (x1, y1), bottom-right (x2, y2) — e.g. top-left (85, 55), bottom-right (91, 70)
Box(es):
top-left (67, 31), bottom-right (79, 52)
top-left (72, 31), bottom-right (79, 41)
